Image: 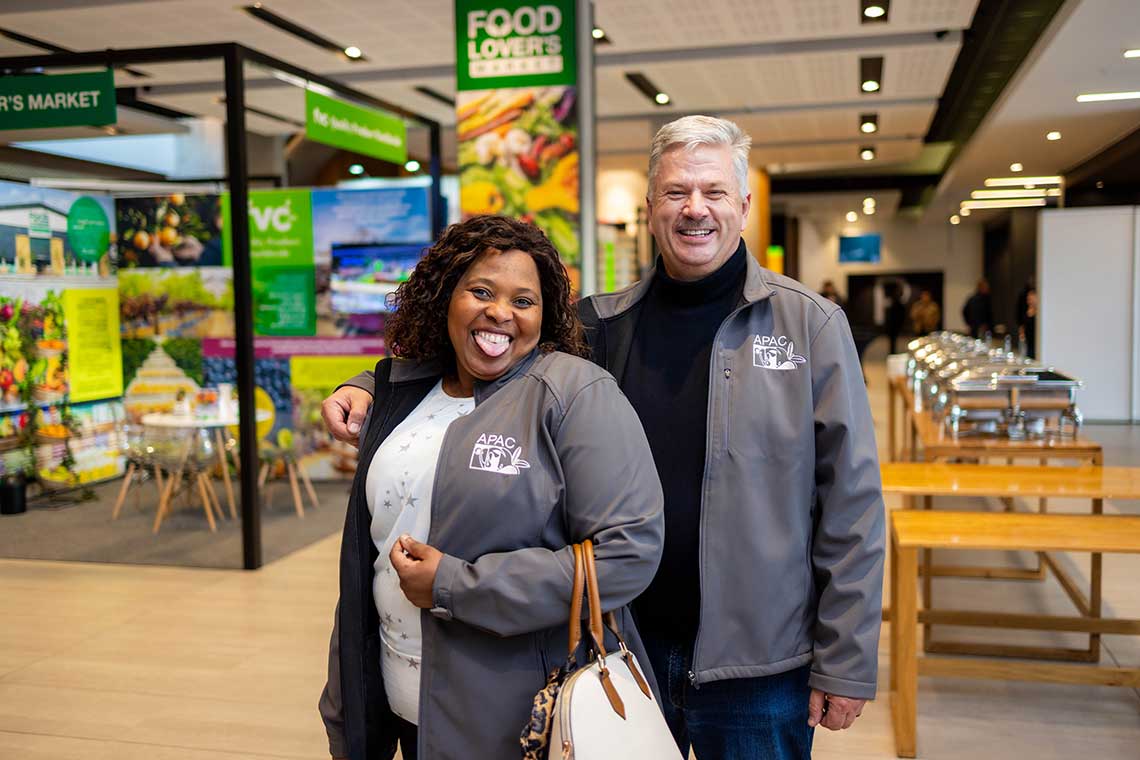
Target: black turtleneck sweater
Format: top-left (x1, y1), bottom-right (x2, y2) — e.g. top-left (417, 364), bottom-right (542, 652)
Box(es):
top-left (625, 242), bottom-right (746, 646)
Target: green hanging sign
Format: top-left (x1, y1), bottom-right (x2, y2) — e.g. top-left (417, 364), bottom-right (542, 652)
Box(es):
top-left (304, 90), bottom-right (406, 163)
top-left (0, 70), bottom-right (116, 130)
top-left (455, 0), bottom-right (577, 91)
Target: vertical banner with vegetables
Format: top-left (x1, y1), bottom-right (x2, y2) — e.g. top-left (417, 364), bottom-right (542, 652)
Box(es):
top-left (454, 0), bottom-right (581, 291)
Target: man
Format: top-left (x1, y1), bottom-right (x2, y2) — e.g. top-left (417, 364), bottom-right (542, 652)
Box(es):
top-left (322, 116), bottom-right (885, 760)
top-left (962, 279), bottom-right (994, 339)
top-left (909, 289), bottom-right (941, 336)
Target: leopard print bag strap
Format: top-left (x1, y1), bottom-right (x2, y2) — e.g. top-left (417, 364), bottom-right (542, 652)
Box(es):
top-left (520, 664), bottom-right (567, 760)
top-left (520, 543), bottom-right (587, 759)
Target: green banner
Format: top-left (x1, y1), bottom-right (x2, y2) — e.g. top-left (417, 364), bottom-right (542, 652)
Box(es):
top-left (304, 90), bottom-right (406, 163)
top-left (248, 189), bottom-right (316, 336)
top-left (455, 0), bottom-right (576, 91)
top-left (222, 190), bottom-right (318, 336)
top-left (0, 70), bottom-right (116, 130)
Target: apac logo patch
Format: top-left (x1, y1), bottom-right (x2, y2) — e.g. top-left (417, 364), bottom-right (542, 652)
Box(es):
top-left (752, 335), bottom-right (807, 371)
top-left (469, 433), bottom-right (531, 475)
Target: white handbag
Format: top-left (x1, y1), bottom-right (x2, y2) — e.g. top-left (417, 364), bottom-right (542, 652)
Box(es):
top-left (521, 541), bottom-right (684, 760)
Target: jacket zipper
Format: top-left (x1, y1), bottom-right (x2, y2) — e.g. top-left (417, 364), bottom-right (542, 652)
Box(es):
top-left (690, 302), bottom-right (751, 688)
top-left (415, 404), bottom-right (463, 759)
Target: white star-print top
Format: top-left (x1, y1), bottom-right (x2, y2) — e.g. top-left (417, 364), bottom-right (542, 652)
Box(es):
top-left (366, 380), bottom-right (473, 726)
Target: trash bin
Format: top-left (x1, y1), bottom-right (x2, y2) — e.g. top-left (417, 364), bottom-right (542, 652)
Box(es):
top-left (0, 475), bottom-right (27, 515)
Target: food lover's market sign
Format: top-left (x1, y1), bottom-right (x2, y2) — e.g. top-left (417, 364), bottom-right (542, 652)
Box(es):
top-left (0, 70), bottom-right (116, 130)
top-left (455, 0), bottom-right (576, 91)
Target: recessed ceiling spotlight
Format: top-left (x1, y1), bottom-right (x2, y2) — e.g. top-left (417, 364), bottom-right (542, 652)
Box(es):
top-left (626, 72), bottom-right (671, 107)
top-left (863, 197), bottom-right (876, 207)
top-left (846, 211), bottom-right (858, 222)
top-left (860, 147), bottom-right (876, 161)
top-left (959, 207), bottom-right (971, 217)
top-left (1077, 91), bottom-right (1140, 102)
top-left (860, 56), bottom-right (883, 95)
top-left (863, 205), bottom-right (876, 215)
top-left (1046, 131), bottom-right (1062, 141)
top-left (1010, 162), bottom-right (1023, 172)
top-left (950, 215), bottom-right (961, 225)
top-left (348, 163), bottom-right (364, 175)
top-left (860, 113), bottom-right (878, 134)
top-left (243, 4), bottom-right (366, 61)
top-left (1096, 180), bottom-right (1105, 189)
top-left (592, 27), bottom-right (605, 39)
top-left (861, 0), bottom-right (890, 23)
top-left (404, 159), bottom-right (421, 173)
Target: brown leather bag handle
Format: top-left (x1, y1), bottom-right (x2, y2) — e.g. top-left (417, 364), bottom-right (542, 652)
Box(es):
top-left (581, 540), bottom-right (607, 657)
top-left (566, 543), bottom-right (586, 661)
top-left (582, 541), bottom-right (654, 701)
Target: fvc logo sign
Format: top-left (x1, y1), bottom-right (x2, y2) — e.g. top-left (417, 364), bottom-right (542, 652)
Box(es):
top-left (455, 0), bottom-right (576, 91)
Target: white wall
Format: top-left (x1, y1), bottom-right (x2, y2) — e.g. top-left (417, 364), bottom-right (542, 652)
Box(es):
top-left (596, 168), bottom-right (646, 225)
top-left (1039, 207), bottom-right (1139, 422)
top-left (797, 215), bottom-right (983, 332)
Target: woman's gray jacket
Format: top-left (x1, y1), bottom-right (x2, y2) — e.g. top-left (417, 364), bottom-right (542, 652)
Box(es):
top-left (318, 349), bottom-right (664, 760)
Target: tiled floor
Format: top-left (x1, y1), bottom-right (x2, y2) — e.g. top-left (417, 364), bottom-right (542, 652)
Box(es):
top-left (1, 347), bottom-right (1137, 759)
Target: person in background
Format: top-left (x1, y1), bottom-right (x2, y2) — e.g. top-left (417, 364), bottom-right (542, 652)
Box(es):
top-left (323, 116), bottom-right (885, 760)
top-left (1019, 287), bottom-right (1038, 358)
top-left (962, 279), bottom-right (994, 339)
top-left (318, 215), bottom-right (664, 760)
top-left (883, 281), bottom-right (907, 354)
top-left (819, 280), bottom-right (844, 309)
top-left (909, 289), bottom-right (941, 336)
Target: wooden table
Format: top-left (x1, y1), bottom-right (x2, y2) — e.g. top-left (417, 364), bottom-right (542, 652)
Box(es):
top-left (886, 376), bottom-right (1102, 465)
top-left (889, 510), bottom-right (1140, 757)
top-left (881, 463), bottom-right (1140, 664)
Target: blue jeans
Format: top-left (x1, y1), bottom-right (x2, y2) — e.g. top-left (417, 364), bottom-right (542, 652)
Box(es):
top-left (642, 633), bottom-right (814, 760)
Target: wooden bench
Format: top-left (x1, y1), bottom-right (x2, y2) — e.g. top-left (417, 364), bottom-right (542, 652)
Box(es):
top-left (889, 510), bottom-right (1140, 758)
top-left (881, 463), bottom-right (1140, 663)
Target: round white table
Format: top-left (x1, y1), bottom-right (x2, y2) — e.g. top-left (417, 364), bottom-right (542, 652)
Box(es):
top-left (141, 411), bottom-right (271, 532)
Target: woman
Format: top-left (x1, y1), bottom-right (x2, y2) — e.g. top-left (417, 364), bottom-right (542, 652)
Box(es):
top-left (318, 215), bottom-right (664, 760)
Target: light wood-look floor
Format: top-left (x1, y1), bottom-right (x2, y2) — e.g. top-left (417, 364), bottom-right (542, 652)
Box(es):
top-left (2, 342), bottom-right (1138, 759)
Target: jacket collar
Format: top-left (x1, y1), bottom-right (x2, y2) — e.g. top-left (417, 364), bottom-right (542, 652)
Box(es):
top-left (740, 243), bottom-right (778, 304)
top-left (473, 347), bottom-right (542, 404)
top-left (388, 348), bottom-right (541, 404)
top-left (389, 355), bottom-right (445, 384)
top-left (591, 239), bottom-right (775, 320)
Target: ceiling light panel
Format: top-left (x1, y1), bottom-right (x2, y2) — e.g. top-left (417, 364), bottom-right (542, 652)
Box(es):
top-left (595, 47), bottom-right (954, 117)
top-left (961, 198), bottom-right (1048, 210)
top-left (984, 176), bottom-right (1062, 187)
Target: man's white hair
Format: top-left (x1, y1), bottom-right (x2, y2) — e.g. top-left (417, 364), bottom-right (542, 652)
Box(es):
top-left (648, 115), bottom-right (752, 197)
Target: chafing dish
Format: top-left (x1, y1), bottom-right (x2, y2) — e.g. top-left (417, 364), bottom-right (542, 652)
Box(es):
top-left (935, 366), bottom-right (1083, 438)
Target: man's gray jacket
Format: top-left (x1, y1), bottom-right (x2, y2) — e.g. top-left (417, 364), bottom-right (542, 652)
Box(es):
top-left (340, 244), bottom-right (885, 700)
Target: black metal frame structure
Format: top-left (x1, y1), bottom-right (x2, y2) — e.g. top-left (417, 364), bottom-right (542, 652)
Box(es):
top-left (0, 42), bottom-right (445, 569)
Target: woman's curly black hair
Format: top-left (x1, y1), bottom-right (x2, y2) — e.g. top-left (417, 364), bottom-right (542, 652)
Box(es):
top-left (385, 215), bottom-right (590, 369)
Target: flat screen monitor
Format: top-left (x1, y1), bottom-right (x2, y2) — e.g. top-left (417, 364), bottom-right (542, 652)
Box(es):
top-left (839, 234), bottom-right (881, 263)
top-left (329, 242), bottom-right (427, 315)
